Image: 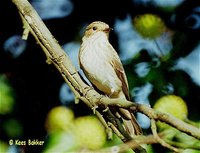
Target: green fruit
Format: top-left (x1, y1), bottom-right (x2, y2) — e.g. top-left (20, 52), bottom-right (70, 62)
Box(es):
top-left (153, 95), bottom-right (188, 130)
top-left (0, 140), bottom-right (8, 153)
top-left (45, 106), bottom-right (74, 132)
top-left (74, 116), bottom-right (106, 150)
top-left (3, 119), bottom-right (23, 138)
top-left (133, 14), bottom-right (165, 39)
top-left (154, 95), bottom-right (188, 119)
top-left (0, 75), bottom-right (15, 115)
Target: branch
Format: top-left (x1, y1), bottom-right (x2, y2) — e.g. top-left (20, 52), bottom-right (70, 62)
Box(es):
top-left (150, 119), bottom-right (180, 152)
top-left (81, 135), bottom-right (158, 153)
top-left (96, 96), bottom-right (200, 140)
top-left (12, 0), bottom-right (200, 144)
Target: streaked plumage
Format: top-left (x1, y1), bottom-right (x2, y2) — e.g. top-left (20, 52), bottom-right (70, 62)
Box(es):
top-left (79, 21), bottom-right (142, 137)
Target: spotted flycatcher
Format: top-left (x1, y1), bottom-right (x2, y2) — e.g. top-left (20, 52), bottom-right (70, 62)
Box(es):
top-left (79, 21), bottom-right (142, 137)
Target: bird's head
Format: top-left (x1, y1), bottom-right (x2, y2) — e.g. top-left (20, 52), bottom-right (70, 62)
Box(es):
top-left (83, 21), bottom-right (113, 38)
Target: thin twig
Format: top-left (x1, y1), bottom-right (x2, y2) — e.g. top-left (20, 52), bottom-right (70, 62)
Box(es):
top-left (151, 119), bottom-right (180, 152)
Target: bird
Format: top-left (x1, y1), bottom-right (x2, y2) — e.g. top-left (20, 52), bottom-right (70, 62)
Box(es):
top-left (78, 21), bottom-right (142, 138)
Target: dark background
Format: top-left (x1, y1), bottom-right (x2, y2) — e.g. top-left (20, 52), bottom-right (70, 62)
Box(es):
top-left (0, 0), bottom-right (200, 152)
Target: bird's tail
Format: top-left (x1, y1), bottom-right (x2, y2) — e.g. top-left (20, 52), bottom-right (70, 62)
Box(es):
top-left (119, 108), bottom-right (142, 137)
top-left (108, 107), bottom-right (146, 153)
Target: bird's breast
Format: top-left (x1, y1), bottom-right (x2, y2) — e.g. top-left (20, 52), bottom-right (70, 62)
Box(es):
top-left (79, 37), bottom-right (122, 97)
top-left (80, 39), bottom-right (108, 76)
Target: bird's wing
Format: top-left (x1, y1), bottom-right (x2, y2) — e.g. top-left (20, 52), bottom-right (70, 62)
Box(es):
top-left (108, 45), bottom-right (143, 136)
top-left (109, 47), bottom-right (130, 100)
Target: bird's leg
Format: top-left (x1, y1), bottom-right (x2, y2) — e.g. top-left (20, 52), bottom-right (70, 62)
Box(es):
top-left (103, 107), bottom-right (109, 112)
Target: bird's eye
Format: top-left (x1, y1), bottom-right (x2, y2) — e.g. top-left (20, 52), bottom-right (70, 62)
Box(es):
top-left (92, 26), bottom-right (97, 30)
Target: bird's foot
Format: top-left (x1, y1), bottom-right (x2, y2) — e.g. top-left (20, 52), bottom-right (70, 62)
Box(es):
top-left (103, 106), bottom-right (109, 112)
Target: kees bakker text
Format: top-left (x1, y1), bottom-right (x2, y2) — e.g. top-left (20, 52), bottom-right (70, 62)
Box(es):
top-left (9, 139), bottom-right (44, 146)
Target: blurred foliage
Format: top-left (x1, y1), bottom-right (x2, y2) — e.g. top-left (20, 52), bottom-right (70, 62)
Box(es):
top-left (153, 95), bottom-right (188, 130)
top-left (0, 75), bottom-right (15, 115)
top-left (43, 108), bottom-right (106, 152)
top-left (45, 106), bottom-right (74, 132)
top-left (152, 95), bottom-right (200, 152)
top-left (74, 116), bottom-right (106, 150)
top-left (43, 131), bottom-right (78, 153)
top-left (133, 14), bottom-right (166, 39)
top-left (0, 0), bottom-right (200, 153)
top-left (154, 95), bottom-right (188, 120)
top-left (0, 140), bottom-right (9, 153)
top-left (3, 119), bottom-right (23, 138)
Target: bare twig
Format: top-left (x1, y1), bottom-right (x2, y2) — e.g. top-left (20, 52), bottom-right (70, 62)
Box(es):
top-left (150, 119), bottom-right (180, 152)
top-left (135, 104), bottom-right (200, 140)
top-left (166, 140), bottom-right (200, 150)
top-left (76, 135), bottom-right (158, 153)
top-left (94, 95), bottom-right (200, 140)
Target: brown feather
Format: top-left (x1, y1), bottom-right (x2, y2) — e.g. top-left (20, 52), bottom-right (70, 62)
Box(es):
top-left (110, 52), bottom-right (143, 135)
top-left (107, 42), bottom-right (130, 100)
top-left (111, 59), bottom-right (130, 100)
top-left (79, 21), bottom-right (143, 137)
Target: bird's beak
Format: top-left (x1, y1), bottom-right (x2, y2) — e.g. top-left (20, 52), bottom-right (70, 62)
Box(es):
top-left (103, 27), bottom-right (113, 32)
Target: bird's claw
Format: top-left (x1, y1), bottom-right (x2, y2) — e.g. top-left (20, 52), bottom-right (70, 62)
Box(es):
top-left (103, 106), bottom-right (109, 112)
